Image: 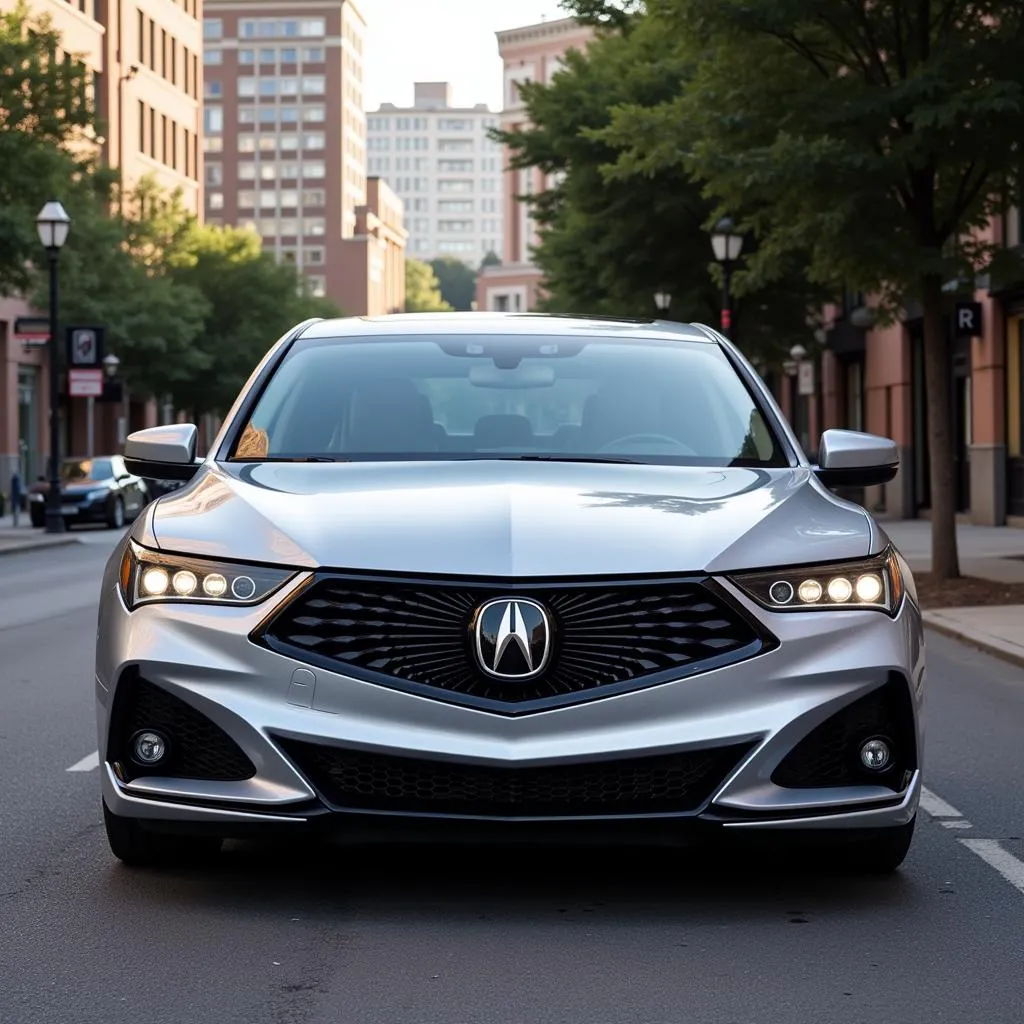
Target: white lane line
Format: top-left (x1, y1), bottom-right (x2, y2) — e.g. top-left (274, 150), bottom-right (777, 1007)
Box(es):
top-left (920, 786), bottom-right (965, 819)
top-left (960, 839), bottom-right (1024, 896)
top-left (941, 820), bottom-right (973, 829)
top-left (66, 750), bottom-right (99, 772)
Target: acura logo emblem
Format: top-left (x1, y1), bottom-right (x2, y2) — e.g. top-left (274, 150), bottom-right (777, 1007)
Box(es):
top-left (474, 598), bottom-right (552, 680)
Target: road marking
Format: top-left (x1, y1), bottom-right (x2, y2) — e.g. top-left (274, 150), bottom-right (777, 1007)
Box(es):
top-left (920, 786), bottom-right (964, 819)
top-left (941, 820), bottom-right (973, 829)
top-left (960, 839), bottom-right (1024, 896)
top-left (66, 750), bottom-right (99, 772)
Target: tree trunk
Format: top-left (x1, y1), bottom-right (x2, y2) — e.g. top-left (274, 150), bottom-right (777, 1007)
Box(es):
top-left (921, 272), bottom-right (960, 580)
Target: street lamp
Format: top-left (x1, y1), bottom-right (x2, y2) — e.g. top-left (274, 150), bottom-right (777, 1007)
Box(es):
top-left (103, 353), bottom-right (120, 378)
top-left (653, 291), bottom-right (672, 316)
top-left (788, 343), bottom-right (809, 450)
top-left (36, 199), bottom-right (71, 534)
top-left (710, 216), bottom-right (743, 338)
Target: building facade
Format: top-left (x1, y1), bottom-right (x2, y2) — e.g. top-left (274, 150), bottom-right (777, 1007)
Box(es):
top-left (774, 210), bottom-right (1024, 528)
top-left (202, 0), bottom-right (402, 313)
top-left (366, 82), bottom-right (502, 265)
top-left (476, 16), bottom-right (593, 313)
top-left (0, 0), bottom-right (202, 492)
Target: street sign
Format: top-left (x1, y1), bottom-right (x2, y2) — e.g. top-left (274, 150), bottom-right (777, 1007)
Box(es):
top-left (66, 325), bottom-right (105, 367)
top-left (13, 316), bottom-right (49, 347)
top-left (68, 368), bottom-right (104, 397)
top-left (797, 359), bottom-right (816, 396)
top-left (954, 302), bottom-right (982, 337)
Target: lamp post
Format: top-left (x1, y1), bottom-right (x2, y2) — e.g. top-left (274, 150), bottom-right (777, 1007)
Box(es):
top-left (710, 216), bottom-right (743, 338)
top-left (653, 291), bottom-right (672, 317)
top-left (788, 343), bottom-right (808, 450)
top-left (36, 200), bottom-right (71, 534)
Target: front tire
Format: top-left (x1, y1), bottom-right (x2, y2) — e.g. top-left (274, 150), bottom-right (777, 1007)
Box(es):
top-left (107, 497), bottom-right (125, 530)
top-left (103, 803), bottom-right (223, 867)
top-left (842, 817), bottom-right (915, 874)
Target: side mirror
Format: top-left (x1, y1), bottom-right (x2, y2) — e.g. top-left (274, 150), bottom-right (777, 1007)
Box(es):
top-left (814, 429), bottom-right (899, 487)
top-left (123, 424), bottom-right (201, 482)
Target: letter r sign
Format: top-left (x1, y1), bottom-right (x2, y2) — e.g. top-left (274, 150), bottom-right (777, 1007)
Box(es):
top-left (954, 302), bottom-right (982, 338)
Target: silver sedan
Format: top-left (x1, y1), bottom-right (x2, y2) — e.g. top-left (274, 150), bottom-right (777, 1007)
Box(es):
top-left (95, 313), bottom-right (924, 872)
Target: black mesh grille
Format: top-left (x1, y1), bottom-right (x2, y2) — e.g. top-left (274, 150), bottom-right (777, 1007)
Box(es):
top-left (276, 738), bottom-right (755, 817)
top-left (258, 575), bottom-right (765, 710)
top-left (109, 676), bottom-right (256, 782)
top-left (772, 678), bottom-right (916, 791)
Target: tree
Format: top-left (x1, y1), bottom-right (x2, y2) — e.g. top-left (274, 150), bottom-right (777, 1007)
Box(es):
top-left (405, 258), bottom-right (453, 312)
top-left (167, 225), bottom-right (340, 417)
top-left (594, 0), bottom-right (1024, 579)
top-left (497, 9), bottom-right (823, 360)
top-left (480, 251), bottom-right (502, 270)
top-left (0, 1), bottom-right (98, 294)
top-left (429, 257), bottom-right (477, 310)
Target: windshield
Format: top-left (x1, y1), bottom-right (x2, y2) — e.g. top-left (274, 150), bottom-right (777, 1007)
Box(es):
top-left (231, 334), bottom-right (786, 467)
top-left (62, 458), bottom-right (113, 481)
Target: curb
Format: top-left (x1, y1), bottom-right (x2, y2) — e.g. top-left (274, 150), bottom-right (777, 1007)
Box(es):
top-left (923, 616), bottom-right (1024, 672)
top-left (0, 537), bottom-right (81, 558)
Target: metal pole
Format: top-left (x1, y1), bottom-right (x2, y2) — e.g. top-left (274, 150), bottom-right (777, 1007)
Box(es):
top-left (45, 251), bottom-right (65, 533)
top-left (721, 263), bottom-right (732, 339)
top-left (87, 395), bottom-right (95, 458)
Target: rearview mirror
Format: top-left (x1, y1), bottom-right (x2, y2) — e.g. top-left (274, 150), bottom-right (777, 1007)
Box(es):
top-left (123, 424), bottom-right (200, 482)
top-left (814, 429), bottom-right (899, 487)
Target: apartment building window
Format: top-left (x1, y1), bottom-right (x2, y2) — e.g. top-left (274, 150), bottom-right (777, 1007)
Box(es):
top-left (239, 49), bottom-right (254, 63)
top-left (205, 163), bottom-right (223, 186)
top-left (203, 136), bottom-right (223, 152)
top-left (482, 198), bottom-right (498, 212)
top-left (184, 49), bottom-right (190, 95)
top-left (160, 114), bottom-right (168, 162)
top-left (261, 163), bottom-right (279, 180)
top-left (307, 276), bottom-right (326, 297)
top-left (192, 54), bottom-right (198, 97)
top-left (208, 192), bottom-right (224, 210)
top-left (239, 17), bottom-right (325, 39)
top-left (303, 189), bottom-right (325, 206)
top-left (137, 99), bottom-right (145, 154)
top-left (149, 19), bottom-right (155, 68)
top-left (137, 11), bottom-right (145, 65)
top-left (170, 39), bottom-right (177, 85)
top-left (278, 77), bottom-right (298, 95)
top-left (301, 76), bottom-right (324, 95)
top-left (367, 116), bottom-right (390, 131)
top-left (438, 159), bottom-right (473, 173)
top-left (149, 107), bottom-right (156, 158)
top-left (413, 218), bottom-right (429, 232)
top-left (184, 129), bottom-right (192, 176)
top-left (238, 107), bottom-right (255, 124)
top-left (204, 107), bottom-right (223, 134)
top-left (481, 178), bottom-right (497, 192)
top-left (303, 47), bottom-right (324, 62)
top-left (482, 158), bottom-right (498, 171)
top-left (438, 118), bottom-right (472, 131)
top-left (205, 49), bottom-right (222, 65)
top-left (203, 18), bottom-right (222, 40)
top-left (303, 161), bottom-right (325, 178)
top-left (438, 241), bottom-right (474, 253)
top-left (259, 108), bottom-right (276, 124)
top-left (305, 247), bottom-right (324, 264)
top-left (204, 80), bottom-right (222, 100)
top-left (238, 162), bottom-right (256, 180)
top-left (438, 220), bottom-right (474, 233)
top-left (280, 47), bottom-right (298, 62)
top-left (259, 79), bottom-right (276, 97)
top-left (439, 200), bottom-right (474, 212)
top-left (303, 106), bottom-right (325, 122)
top-left (304, 218), bottom-right (326, 236)
top-left (160, 29), bottom-right (167, 76)
top-left (438, 179), bottom-right (473, 193)
top-left (280, 106), bottom-right (299, 123)
top-left (413, 238), bottom-right (430, 253)
top-left (275, 190), bottom-right (297, 208)
top-left (238, 134), bottom-right (257, 152)
top-left (276, 134), bottom-right (296, 151)
top-left (438, 140), bottom-right (473, 152)
top-left (368, 137), bottom-right (389, 151)
top-left (238, 77), bottom-right (256, 97)
top-left (171, 124), bottom-right (178, 169)
top-left (302, 132), bottom-right (324, 150)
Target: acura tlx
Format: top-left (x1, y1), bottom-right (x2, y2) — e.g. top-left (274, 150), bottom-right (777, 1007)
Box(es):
top-left (96, 313), bottom-right (924, 872)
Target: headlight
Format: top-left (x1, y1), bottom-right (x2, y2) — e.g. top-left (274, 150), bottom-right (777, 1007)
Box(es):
top-left (728, 547), bottom-right (905, 615)
top-left (119, 541), bottom-right (296, 609)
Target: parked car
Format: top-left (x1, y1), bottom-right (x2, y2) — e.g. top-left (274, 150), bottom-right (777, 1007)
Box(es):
top-left (96, 313), bottom-right (923, 872)
top-left (29, 455), bottom-right (148, 529)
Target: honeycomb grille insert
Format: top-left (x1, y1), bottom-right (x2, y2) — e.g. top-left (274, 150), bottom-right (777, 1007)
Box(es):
top-left (110, 676), bottom-right (256, 782)
top-left (258, 575), bottom-right (765, 710)
top-left (276, 739), bottom-right (755, 818)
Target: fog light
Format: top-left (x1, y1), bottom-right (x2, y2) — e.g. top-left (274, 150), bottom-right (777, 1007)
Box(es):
top-left (859, 737), bottom-right (891, 771)
top-left (231, 575), bottom-right (256, 600)
top-left (769, 580), bottom-right (795, 605)
top-left (131, 730), bottom-right (168, 765)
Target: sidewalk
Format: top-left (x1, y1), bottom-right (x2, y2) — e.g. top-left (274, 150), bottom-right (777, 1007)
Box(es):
top-left (882, 520), bottom-right (1024, 670)
top-left (0, 512), bottom-right (80, 557)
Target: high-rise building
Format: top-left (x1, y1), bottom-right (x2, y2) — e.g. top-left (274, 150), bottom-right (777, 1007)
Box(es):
top-left (476, 16), bottom-right (593, 312)
top-left (366, 82), bottom-right (503, 266)
top-left (1, 0), bottom-right (203, 486)
top-left (201, 0), bottom-right (404, 313)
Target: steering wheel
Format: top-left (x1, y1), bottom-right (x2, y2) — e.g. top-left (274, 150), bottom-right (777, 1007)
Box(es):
top-left (599, 433), bottom-right (698, 456)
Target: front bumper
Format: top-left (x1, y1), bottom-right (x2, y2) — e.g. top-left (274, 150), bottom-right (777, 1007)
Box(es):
top-left (96, 565), bottom-right (925, 840)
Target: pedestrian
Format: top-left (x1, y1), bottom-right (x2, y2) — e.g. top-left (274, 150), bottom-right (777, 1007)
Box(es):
top-left (10, 471), bottom-right (21, 527)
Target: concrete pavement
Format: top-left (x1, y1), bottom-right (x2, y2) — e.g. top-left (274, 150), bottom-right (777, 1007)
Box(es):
top-left (0, 512), bottom-right (81, 556)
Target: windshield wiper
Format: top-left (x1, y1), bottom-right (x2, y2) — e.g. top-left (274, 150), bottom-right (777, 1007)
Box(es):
top-left (492, 454), bottom-right (642, 465)
top-left (232, 456), bottom-right (346, 463)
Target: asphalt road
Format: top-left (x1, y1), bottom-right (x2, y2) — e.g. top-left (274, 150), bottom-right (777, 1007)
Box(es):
top-left (2, 533), bottom-right (1023, 1024)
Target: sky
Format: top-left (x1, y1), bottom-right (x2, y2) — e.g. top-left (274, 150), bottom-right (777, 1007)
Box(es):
top-left (359, 0), bottom-right (570, 112)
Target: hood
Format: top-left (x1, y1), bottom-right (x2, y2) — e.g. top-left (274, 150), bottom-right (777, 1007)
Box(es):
top-left (145, 460), bottom-right (873, 577)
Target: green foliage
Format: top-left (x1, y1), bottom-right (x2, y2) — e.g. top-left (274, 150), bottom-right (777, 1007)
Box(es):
top-left (405, 258), bottom-right (453, 312)
top-left (496, 12), bottom-right (824, 360)
top-left (0, 2), bottom-right (98, 295)
top-left (480, 251), bottom-right (502, 270)
top-left (167, 224), bottom-right (340, 416)
top-left (429, 257), bottom-right (477, 310)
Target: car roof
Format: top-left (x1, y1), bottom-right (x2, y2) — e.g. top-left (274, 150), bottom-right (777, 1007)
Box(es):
top-left (296, 312), bottom-right (719, 344)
